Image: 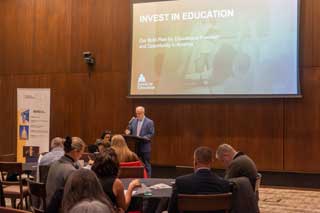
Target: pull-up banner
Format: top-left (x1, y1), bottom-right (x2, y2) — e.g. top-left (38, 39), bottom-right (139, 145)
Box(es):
top-left (17, 88), bottom-right (50, 163)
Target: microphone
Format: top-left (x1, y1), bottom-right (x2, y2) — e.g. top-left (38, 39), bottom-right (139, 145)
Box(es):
top-left (128, 116), bottom-right (135, 124)
top-left (125, 117), bottom-right (135, 135)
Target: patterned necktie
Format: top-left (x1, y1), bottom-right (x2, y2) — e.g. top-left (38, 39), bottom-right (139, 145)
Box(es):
top-left (137, 120), bottom-right (142, 136)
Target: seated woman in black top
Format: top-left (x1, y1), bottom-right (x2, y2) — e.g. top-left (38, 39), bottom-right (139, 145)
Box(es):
top-left (91, 148), bottom-right (140, 211)
top-left (62, 169), bottom-right (115, 213)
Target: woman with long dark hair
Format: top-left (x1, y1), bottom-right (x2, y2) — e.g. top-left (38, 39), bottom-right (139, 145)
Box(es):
top-left (62, 169), bottom-right (115, 213)
top-left (91, 148), bottom-right (140, 211)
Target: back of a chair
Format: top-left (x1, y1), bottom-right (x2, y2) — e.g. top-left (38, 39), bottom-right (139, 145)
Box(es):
top-left (0, 182), bottom-right (5, 207)
top-left (0, 154), bottom-right (16, 162)
top-left (118, 166), bottom-right (144, 178)
top-left (178, 193), bottom-right (232, 213)
top-left (39, 165), bottom-right (50, 184)
top-left (80, 152), bottom-right (90, 162)
top-left (0, 206), bottom-right (30, 213)
top-left (27, 179), bottom-right (46, 213)
top-left (120, 161), bottom-right (148, 178)
top-left (0, 162), bottom-right (23, 185)
top-left (255, 173), bottom-right (262, 193)
top-left (0, 162), bottom-right (23, 175)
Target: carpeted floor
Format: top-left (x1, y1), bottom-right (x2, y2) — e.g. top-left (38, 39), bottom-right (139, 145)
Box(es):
top-left (259, 187), bottom-right (320, 213)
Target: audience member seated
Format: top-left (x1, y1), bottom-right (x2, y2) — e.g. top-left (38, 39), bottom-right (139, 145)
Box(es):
top-left (91, 148), bottom-right (141, 211)
top-left (46, 136), bottom-right (85, 213)
top-left (111, 135), bottom-right (140, 162)
top-left (62, 169), bottom-right (116, 213)
top-left (168, 146), bottom-right (231, 213)
top-left (119, 161), bottom-right (148, 178)
top-left (101, 129), bottom-right (113, 143)
top-left (96, 139), bottom-right (111, 153)
top-left (36, 137), bottom-right (65, 181)
top-left (85, 144), bottom-right (100, 167)
top-left (39, 137), bottom-right (65, 166)
top-left (216, 144), bottom-right (258, 190)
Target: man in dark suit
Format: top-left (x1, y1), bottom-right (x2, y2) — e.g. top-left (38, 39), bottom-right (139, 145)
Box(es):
top-left (125, 106), bottom-right (155, 177)
top-left (168, 146), bottom-right (231, 213)
top-left (216, 144), bottom-right (258, 190)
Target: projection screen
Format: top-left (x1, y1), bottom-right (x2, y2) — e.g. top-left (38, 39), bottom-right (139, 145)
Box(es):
top-left (129, 0), bottom-right (300, 98)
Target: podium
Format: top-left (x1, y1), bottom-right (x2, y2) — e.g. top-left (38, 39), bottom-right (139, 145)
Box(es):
top-left (122, 134), bottom-right (150, 154)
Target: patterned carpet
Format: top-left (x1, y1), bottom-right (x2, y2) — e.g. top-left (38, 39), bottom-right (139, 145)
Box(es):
top-left (259, 187), bottom-right (320, 213)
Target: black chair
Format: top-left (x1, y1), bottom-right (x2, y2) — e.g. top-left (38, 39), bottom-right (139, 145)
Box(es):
top-left (27, 179), bottom-right (46, 213)
top-left (255, 173), bottom-right (262, 201)
top-left (178, 193), bottom-right (233, 213)
top-left (0, 162), bottom-right (29, 209)
top-left (38, 165), bottom-right (50, 184)
top-left (0, 182), bottom-right (5, 207)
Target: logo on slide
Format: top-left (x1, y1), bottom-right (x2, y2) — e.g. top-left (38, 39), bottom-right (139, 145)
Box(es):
top-left (138, 74), bottom-right (146, 83)
top-left (137, 73), bottom-right (155, 90)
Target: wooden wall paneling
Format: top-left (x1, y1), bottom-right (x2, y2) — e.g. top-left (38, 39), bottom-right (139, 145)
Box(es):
top-left (312, 0), bottom-right (320, 67)
top-left (70, 0), bottom-right (90, 73)
top-left (0, 0), bottom-right (34, 75)
top-left (145, 102), bottom-right (187, 166)
top-left (64, 73), bottom-right (89, 141)
top-left (284, 68), bottom-right (320, 172)
top-left (134, 101), bottom-right (228, 166)
top-left (70, 0), bottom-right (114, 74)
top-left (147, 104), bottom-right (180, 166)
top-left (84, 72), bottom-right (132, 144)
top-left (86, 0), bottom-right (113, 73)
top-left (70, 0), bottom-right (116, 74)
top-left (38, 73), bottom-right (68, 139)
top-left (0, 1), bottom-right (5, 73)
top-left (107, 72), bottom-right (133, 134)
top-left (175, 102), bottom-right (229, 167)
top-left (32, 0), bottom-right (71, 74)
top-left (111, 0), bottom-right (130, 73)
top-left (0, 76), bottom-right (14, 155)
top-left (299, 0), bottom-right (313, 67)
top-left (227, 100), bottom-right (284, 171)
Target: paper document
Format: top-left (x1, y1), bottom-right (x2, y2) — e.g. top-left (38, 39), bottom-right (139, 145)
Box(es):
top-left (149, 183), bottom-right (172, 189)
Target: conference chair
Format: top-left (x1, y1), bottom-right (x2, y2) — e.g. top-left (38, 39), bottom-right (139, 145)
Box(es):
top-left (0, 162), bottom-right (29, 209)
top-left (118, 166), bottom-right (145, 178)
top-left (0, 182), bottom-right (5, 207)
top-left (38, 165), bottom-right (50, 184)
top-left (27, 179), bottom-right (46, 213)
top-left (120, 161), bottom-right (148, 178)
top-left (0, 154), bottom-right (16, 162)
top-left (80, 152), bottom-right (91, 162)
top-left (0, 206), bottom-right (30, 213)
top-left (255, 173), bottom-right (262, 201)
top-left (177, 193), bottom-right (233, 213)
top-left (255, 173), bottom-right (262, 192)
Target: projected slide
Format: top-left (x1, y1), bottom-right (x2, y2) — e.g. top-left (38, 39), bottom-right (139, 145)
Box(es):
top-left (130, 0), bottom-right (299, 97)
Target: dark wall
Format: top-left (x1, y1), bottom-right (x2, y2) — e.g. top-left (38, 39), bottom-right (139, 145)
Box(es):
top-left (0, 0), bottom-right (319, 173)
